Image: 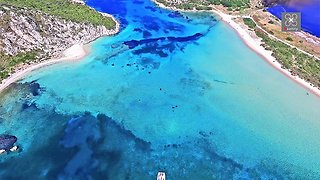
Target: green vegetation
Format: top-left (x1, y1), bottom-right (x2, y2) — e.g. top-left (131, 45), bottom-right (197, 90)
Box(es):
top-left (0, 0), bottom-right (118, 82)
top-left (242, 17), bottom-right (320, 87)
top-left (268, 30), bottom-right (274, 35)
top-left (207, 0), bottom-right (250, 8)
top-left (0, 51), bottom-right (38, 80)
top-left (156, 0), bottom-right (249, 10)
top-left (0, 0), bottom-right (116, 29)
top-left (243, 17), bottom-right (256, 29)
top-left (286, 37), bottom-right (293, 41)
top-left (255, 29), bottom-right (320, 87)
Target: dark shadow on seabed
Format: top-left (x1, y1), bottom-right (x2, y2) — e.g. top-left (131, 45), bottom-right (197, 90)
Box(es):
top-left (0, 0), bottom-right (320, 179)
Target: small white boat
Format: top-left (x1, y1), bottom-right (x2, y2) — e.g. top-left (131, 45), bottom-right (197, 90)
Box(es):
top-left (157, 171), bottom-right (166, 180)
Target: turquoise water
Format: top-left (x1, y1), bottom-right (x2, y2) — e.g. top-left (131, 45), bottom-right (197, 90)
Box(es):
top-left (1, 0), bottom-right (320, 179)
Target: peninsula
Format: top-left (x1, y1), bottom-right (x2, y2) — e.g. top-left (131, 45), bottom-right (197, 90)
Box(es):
top-left (0, 0), bottom-right (119, 91)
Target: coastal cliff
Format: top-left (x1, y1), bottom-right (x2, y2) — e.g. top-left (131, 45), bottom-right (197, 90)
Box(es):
top-left (0, 0), bottom-right (119, 81)
top-left (0, 5), bottom-right (119, 58)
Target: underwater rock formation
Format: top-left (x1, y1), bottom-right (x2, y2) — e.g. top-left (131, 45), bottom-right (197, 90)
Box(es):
top-left (123, 33), bottom-right (203, 49)
top-left (0, 135), bottom-right (17, 151)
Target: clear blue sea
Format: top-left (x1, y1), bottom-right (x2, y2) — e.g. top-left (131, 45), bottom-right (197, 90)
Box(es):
top-left (1, 0), bottom-right (320, 179)
top-left (267, 0), bottom-right (320, 37)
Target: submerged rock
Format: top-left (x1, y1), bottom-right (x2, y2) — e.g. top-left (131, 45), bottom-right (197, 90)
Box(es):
top-left (0, 134), bottom-right (17, 151)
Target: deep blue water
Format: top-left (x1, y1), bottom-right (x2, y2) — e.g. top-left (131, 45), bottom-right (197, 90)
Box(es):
top-left (267, 0), bottom-right (320, 37)
top-left (1, 0), bottom-right (320, 179)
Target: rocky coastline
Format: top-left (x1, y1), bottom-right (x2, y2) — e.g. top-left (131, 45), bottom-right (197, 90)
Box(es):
top-left (0, 5), bottom-right (119, 59)
top-left (0, 1), bottom-right (120, 86)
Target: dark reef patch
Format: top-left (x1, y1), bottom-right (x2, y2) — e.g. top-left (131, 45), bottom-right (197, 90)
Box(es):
top-left (124, 37), bottom-right (165, 49)
top-left (142, 16), bottom-right (161, 31)
top-left (142, 31), bottom-right (152, 38)
top-left (124, 33), bottom-right (203, 49)
top-left (138, 58), bottom-right (160, 69)
top-left (9, 80), bottom-right (45, 97)
top-left (21, 101), bottom-right (38, 111)
top-left (179, 77), bottom-right (212, 95)
top-left (0, 134), bottom-right (17, 151)
top-left (168, 33), bottom-right (203, 42)
top-left (145, 6), bottom-right (157, 12)
top-left (0, 110), bottom-right (74, 179)
top-left (4, 81), bottom-right (45, 98)
top-left (133, 0), bottom-right (144, 4)
top-left (168, 11), bottom-right (184, 18)
top-left (164, 22), bottom-right (184, 32)
top-left (58, 112), bottom-right (152, 179)
top-left (97, 113), bottom-right (152, 152)
top-left (28, 81), bottom-right (42, 96)
top-left (132, 43), bottom-right (168, 57)
top-left (133, 28), bottom-right (142, 32)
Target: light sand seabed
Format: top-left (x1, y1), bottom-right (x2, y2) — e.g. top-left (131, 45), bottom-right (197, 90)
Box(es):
top-left (0, 6), bottom-right (120, 94)
top-left (0, 43), bottom-right (89, 93)
top-left (1, 2), bottom-right (320, 97)
top-left (214, 10), bottom-right (320, 97)
top-left (153, 0), bottom-right (320, 97)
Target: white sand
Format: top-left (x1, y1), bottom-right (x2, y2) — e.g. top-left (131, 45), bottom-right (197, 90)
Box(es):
top-left (0, 43), bottom-right (88, 93)
top-left (2, 2), bottom-right (319, 97)
top-left (152, 0), bottom-right (320, 96)
top-left (212, 10), bottom-right (320, 96)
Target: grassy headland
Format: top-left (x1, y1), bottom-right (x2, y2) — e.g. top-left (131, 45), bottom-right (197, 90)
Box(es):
top-left (0, 0), bottom-right (116, 29)
top-left (0, 0), bottom-right (118, 83)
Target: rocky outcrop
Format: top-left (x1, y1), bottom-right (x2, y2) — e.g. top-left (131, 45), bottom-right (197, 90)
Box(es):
top-left (0, 5), bottom-right (119, 59)
top-left (0, 134), bottom-right (17, 151)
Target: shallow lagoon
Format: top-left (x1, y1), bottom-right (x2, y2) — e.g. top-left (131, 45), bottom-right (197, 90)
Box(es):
top-left (1, 0), bottom-right (320, 179)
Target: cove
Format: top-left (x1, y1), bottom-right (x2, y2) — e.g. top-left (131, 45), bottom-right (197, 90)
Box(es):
top-left (0, 0), bottom-right (320, 179)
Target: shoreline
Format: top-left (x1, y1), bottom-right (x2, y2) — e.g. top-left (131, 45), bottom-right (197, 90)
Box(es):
top-left (152, 0), bottom-right (320, 97)
top-left (0, 7), bottom-right (120, 94)
top-left (212, 10), bottom-right (320, 97)
top-left (0, 43), bottom-right (89, 93)
top-left (1, 1), bottom-right (319, 97)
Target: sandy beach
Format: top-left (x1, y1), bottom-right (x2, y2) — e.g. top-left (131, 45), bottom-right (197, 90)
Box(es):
top-left (152, 0), bottom-right (320, 97)
top-left (211, 10), bottom-right (320, 97)
top-left (1, 1), bottom-right (319, 97)
top-left (0, 43), bottom-right (89, 93)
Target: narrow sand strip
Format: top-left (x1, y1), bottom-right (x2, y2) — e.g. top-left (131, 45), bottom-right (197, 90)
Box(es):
top-left (0, 43), bottom-right (88, 93)
top-left (213, 10), bottom-right (320, 97)
top-left (152, 0), bottom-right (320, 97)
